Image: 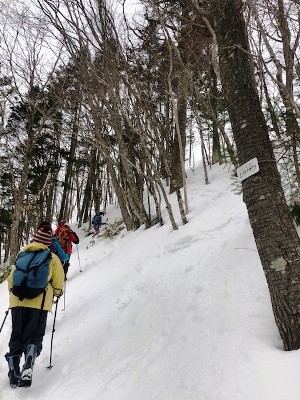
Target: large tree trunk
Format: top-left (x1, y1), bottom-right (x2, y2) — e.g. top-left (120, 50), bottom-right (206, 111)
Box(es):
top-left (212, 0), bottom-right (300, 350)
top-left (210, 67), bottom-right (223, 165)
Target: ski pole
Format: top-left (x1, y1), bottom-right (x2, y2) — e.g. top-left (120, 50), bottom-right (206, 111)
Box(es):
top-left (62, 279), bottom-right (67, 311)
top-left (0, 308), bottom-right (9, 333)
top-left (47, 298), bottom-right (59, 369)
top-left (76, 244), bottom-right (82, 272)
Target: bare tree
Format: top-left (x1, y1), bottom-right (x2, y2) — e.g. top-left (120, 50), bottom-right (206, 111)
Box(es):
top-left (212, 0), bottom-right (300, 350)
top-left (247, 0), bottom-right (300, 192)
top-left (0, 2), bottom-right (64, 262)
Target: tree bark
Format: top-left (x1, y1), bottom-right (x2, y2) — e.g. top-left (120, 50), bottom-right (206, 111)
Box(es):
top-left (58, 105), bottom-right (79, 222)
top-left (212, 0), bottom-right (300, 350)
top-left (210, 67), bottom-right (223, 164)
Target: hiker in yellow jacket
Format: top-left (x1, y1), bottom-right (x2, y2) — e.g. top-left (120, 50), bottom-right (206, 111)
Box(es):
top-left (5, 223), bottom-right (64, 388)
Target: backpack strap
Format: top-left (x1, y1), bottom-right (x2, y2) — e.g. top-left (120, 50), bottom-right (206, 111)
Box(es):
top-left (40, 291), bottom-right (47, 312)
top-left (39, 251), bottom-right (52, 313)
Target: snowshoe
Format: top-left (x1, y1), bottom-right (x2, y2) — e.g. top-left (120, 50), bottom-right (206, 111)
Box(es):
top-left (5, 354), bottom-right (21, 388)
top-left (19, 367), bottom-right (33, 387)
top-left (8, 371), bottom-right (20, 388)
top-left (19, 344), bottom-right (37, 388)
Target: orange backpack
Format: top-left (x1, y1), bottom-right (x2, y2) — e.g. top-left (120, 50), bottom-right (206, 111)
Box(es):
top-left (56, 226), bottom-right (72, 255)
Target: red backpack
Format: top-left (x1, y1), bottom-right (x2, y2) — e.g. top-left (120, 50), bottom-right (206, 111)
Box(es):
top-left (55, 225), bottom-right (73, 255)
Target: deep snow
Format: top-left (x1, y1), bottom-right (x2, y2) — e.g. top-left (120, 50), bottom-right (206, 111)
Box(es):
top-left (1, 162), bottom-right (300, 400)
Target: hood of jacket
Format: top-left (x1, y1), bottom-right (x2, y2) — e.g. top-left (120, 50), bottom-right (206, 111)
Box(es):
top-left (21, 241), bottom-right (50, 252)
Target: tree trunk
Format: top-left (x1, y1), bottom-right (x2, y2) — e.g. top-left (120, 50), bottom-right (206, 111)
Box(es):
top-left (212, 0), bottom-right (300, 350)
top-left (106, 160), bottom-right (136, 231)
top-left (78, 168), bottom-right (93, 227)
top-left (10, 127), bottom-right (36, 263)
top-left (58, 105), bottom-right (79, 222)
top-left (169, 68), bottom-right (189, 194)
top-left (210, 67), bottom-right (223, 165)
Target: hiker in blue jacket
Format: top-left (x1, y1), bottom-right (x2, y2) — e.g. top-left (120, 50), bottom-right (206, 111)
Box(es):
top-left (92, 212), bottom-right (104, 237)
top-left (50, 236), bottom-right (70, 264)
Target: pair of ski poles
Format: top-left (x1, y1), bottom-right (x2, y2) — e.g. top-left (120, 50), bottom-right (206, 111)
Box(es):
top-left (0, 301), bottom-right (59, 369)
top-left (1, 246), bottom-right (83, 368)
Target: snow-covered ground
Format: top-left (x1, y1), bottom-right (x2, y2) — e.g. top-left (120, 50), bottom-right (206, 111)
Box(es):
top-left (1, 162), bottom-right (300, 400)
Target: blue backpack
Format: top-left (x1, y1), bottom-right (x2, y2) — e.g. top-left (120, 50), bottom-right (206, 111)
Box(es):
top-left (12, 250), bottom-right (52, 301)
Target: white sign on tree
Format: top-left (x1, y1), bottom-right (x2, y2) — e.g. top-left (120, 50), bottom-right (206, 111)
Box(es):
top-left (237, 157), bottom-right (259, 181)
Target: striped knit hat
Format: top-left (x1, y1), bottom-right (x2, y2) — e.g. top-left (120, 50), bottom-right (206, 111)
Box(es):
top-left (33, 224), bottom-right (53, 246)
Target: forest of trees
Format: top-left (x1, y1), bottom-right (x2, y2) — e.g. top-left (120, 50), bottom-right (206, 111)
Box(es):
top-left (0, 0), bottom-right (300, 349)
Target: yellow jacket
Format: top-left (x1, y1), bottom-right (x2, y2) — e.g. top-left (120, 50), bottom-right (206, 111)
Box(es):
top-left (7, 242), bottom-right (64, 312)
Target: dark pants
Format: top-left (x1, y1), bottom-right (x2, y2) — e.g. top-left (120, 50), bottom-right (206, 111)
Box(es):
top-left (63, 261), bottom-right (70, 279)
top-left (7, 307), bottom-right (48, 357)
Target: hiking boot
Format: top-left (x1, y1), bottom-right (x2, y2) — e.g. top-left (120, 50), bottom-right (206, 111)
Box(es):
top-left (5, 354), bottom-right (21, 388)
top-left (19, 344), bottom-right (37, 388)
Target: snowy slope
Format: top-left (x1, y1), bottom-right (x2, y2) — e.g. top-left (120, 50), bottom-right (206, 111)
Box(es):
top-left (1, 163), bottom-right (300, 400)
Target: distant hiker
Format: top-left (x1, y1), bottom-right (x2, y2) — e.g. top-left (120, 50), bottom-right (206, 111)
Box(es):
top-left (5, 223), bottom-right (64, 388)
top-left (92, 212), bottom-right (105, 237)
top-left (54, 220), bottom-right (79, 279)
